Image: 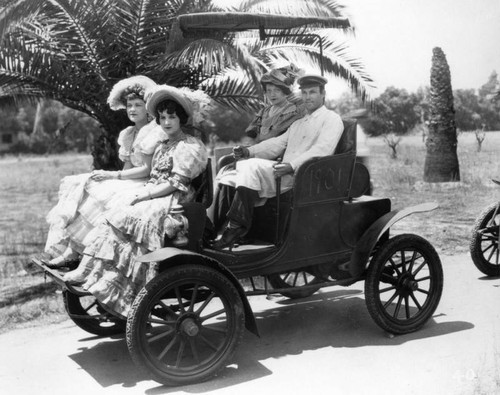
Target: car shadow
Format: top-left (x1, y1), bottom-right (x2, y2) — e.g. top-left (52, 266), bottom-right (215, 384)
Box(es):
top-left (68, 288), bottom-right (474, 394)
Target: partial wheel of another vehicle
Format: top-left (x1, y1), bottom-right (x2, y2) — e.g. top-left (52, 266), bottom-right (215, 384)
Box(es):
top-left (127, 264), bottom-right (245, 386)
top-left (365, 234), bottom-right (443, 334)
top-left (470, 202), bottom-right (500, 276)
top-left (267, 271), bottom-right (321, 299)
top-left (63, 291), bottom-right (126, 336)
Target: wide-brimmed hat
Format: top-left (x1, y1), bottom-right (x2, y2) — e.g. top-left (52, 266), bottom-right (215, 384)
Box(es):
top-left (107, 75), bottom-right (157, 110)
top-left (260, 64), bottom-right (304, 91)
top-left (145, 84), bottom-right (194, 123)
top-left (297, 74), bottom-right (328, 88)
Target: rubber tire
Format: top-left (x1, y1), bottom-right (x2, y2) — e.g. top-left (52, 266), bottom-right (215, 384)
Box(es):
top-left (63, 291), bottom-right (126, 336)
top-left (470, 202), bottom-right (500, 276)
top-left (365, 234), bottom-right (443, 334)
top-left (267, 271), bottom-right (321, 299)
top-left (127, 264), bottom-right (245, 386)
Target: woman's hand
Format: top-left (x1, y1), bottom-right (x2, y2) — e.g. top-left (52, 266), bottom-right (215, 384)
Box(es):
top-left (90, 170), bottom-right (116, 181)
top-left (130, 192), bottom-right (150, 206)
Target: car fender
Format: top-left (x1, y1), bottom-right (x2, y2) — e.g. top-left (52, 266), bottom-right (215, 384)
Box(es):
top-left (138, 247), bottom-right (259, 337)
top-left (349, 202), bottom-right (438, 277)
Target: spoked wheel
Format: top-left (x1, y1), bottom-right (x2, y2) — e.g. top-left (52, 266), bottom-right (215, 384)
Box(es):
top-left (470, 202), bottom-right (500, 276)
top-left (63, 291), bottom-right (126, 336)
top-left (365, 234), bottom-right (443, 334)
top-left (127, 264), bottom-right (245, 386)
top-left (267, 271), bottom-right (321, 299)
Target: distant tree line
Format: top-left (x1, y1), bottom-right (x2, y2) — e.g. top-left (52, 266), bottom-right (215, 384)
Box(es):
top-left (332, 71), bottom-right (500, 137)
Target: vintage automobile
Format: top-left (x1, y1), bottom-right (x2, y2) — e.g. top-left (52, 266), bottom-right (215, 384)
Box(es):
top-left (32, 12), bottom-right (443, 387)
top-left (469, 179), bottom-right (500, 276)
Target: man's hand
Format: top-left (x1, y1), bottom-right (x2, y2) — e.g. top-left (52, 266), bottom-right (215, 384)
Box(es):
top-left (273, 162), bottom-right (293, 178)
top-left (233, 146), bottom-right (250, 160)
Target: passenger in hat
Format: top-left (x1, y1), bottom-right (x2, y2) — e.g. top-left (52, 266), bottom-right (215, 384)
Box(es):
top-left (212, 73), bottom-right (344, 250)
top-left (246, 64), bottom-right (305, 142)
top-left (63, 85), bottom-right (208, 318)
top-left (212, 65), bottom-right (305, 228)
top-left (44, 75), bottom-right (167, 268)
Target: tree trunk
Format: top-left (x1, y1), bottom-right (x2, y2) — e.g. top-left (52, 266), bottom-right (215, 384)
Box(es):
top-left (423, 47), bottom-right (460, 182)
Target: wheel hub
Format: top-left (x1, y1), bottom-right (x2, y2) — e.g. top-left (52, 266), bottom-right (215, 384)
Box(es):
top-left (399, 273), bottom-right (418, 292)
top-left (178, 316), bottom-right (200, 337)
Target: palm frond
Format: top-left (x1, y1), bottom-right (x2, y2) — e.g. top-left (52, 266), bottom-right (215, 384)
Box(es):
top-left (201, 71), bottom-right (262, 113)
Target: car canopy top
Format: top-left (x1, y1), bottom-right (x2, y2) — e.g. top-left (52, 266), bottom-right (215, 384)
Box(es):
top-left (178, 12), bottom-right (351, 38)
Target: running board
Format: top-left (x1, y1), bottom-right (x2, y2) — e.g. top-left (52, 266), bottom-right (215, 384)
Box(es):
top-left (31, 257), bottom-right (90, 296)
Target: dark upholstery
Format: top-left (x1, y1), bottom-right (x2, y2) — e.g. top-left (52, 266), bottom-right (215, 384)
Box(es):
top-left (190, 158), bottom-right (213, 208)
top-left (334, 118), bottom-right (357, 155)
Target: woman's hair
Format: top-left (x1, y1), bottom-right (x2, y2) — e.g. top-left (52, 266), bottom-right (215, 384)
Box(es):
top-left (121, 83), bottom-right (147, 103)
top-left (155, 99), bottom-right (189, 125)
top-left (263, 82), bottom-right (291, 96)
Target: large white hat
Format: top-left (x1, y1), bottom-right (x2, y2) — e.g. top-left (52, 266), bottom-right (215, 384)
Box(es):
top-left (145, 84), bottom-right (194, 123)
top-left (107, 75), bottom-right (157, 110)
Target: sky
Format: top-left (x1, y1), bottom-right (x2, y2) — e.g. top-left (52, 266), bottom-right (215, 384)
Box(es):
top-left (215, 0), bottom-right (500, 98)
top-left (333, 0), bottom-right (500, 97)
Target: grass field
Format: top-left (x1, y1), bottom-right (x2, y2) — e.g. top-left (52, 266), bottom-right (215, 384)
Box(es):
top-left (0, 131), bottom-right (499, 333)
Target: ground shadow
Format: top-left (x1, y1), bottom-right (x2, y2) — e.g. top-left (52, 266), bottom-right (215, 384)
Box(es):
top-left (68, 288), bottom-right (474, 394)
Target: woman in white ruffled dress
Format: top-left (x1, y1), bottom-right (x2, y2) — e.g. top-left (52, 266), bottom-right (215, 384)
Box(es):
top-left (44, 75), bottom-right (167, 267)
top-left (63, 85), bottom-right (208, 318)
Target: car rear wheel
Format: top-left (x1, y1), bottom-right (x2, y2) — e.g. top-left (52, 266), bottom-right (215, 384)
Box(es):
top-left (365, 234), bottom-right (443, 334)
top-left (63, 291), bottom-right (126, 336)
top-left (470, 202), bottom-right (500, 276)
top-left (267, 271), bottom-right (321, 299)
top-left (127, 264), bottom-right (245, 386)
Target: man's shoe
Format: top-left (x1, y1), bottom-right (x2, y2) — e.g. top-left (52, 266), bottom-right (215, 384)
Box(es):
top-left (212, 226), bottom-right (247, 251)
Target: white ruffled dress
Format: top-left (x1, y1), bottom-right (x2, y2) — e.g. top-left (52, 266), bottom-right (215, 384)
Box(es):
top-left (45, 121), bottom-right (166, 256)
top-left (64, 134), bottom-right (208, 318)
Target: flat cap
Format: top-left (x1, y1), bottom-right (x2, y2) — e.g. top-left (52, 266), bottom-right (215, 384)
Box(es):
top-left (297, 74), bottom-right (328, 87)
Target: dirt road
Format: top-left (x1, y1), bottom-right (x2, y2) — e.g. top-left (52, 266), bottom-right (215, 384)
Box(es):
top-left (1, 253), bottom-right (499, 395)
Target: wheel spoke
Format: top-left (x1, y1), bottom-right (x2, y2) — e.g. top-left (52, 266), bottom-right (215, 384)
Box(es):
top-left (481, 243), bottom-right (495, 255)
top-left (415, 275), bottom-right (431, 282)
top-left (189, 283), bottom-right (199, 312)
top-left (148, 318), bottom-right (176, 325)
top-left (383, 289), bottom-right (399, 309)
top-left (393, 295), bottom-right (403, 318)
top-left (389, 257), bottom-right (402, 276)
top-left (189, 338), bottom-right (200, 365)
top-left (404, 295), bottom-right (411, 319)
top-left (410, 292), bottom-right (422, 310)
top-left (292, 272), bottom-right (299, 286)
top-left (408, 251), bottom-right (418, 274)
top-left (200, 308), bottom-right (226, 322)
top-left (157, 300), bottom-right (178, 317)
top-left (175, 339), bottom-right (186, 368)
top-left (400, 251), bottom-right (407, 272)
top-left (175, 286), bottom-right (185, 314)
top-left (198, 333), bottom-right (219, 352)
top-left (302, 271), bottom-right (308, 285)
top-left (379, 286), bottom-right (396, 293)
top-left (415, 288), bottom-right (429, 295)
top-left (282, 272), bottom-right (292, 282)
top-left (486, 244), bottom-right (497, 262)
top-left (158, 335), bottom-right (179, 360)
top-left (412, 261), bottom-right (427, 277)
top-left (195, 291), bottom-right (215, 315)
top-left (147, 327), bottom-right (175, 343)
top-left (381, 272), bottom-right (397, 285)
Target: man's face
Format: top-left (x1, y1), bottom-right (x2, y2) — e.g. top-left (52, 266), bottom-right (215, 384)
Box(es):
top-left (301, 86), bottom-right (325, 114)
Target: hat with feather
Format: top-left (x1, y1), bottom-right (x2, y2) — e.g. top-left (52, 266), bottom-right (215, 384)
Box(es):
top-left (107, 75), bottom-right (157, 111)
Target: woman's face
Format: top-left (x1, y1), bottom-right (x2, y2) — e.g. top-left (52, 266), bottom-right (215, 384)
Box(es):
top-left (158, 111), bottom-right (182, 137)
top-left (126, 98), bottom-right (148, 124)
top-left (265, 84), bottom-right (287, 106)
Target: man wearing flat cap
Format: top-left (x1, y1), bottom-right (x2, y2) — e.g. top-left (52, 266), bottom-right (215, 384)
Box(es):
top-left (213, 74), bottom-right (344, 249)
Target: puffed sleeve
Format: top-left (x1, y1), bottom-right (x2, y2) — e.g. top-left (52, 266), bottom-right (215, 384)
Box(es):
top-left (117, 126), bottom-right (134, 163)
top-left (169, 136), bottom-right (208, 192)
top-left (135, 121), bottom-right (168, 155)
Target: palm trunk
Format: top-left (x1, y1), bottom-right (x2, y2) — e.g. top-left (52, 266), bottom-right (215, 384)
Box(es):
top-left (423, 47), bottom-right (460, 182)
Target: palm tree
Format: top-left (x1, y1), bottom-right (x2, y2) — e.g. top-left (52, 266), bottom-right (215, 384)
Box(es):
top-left (423, 47), bottom-right (460, 182)
top-left (0, 0), bottom-right (373, 169)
